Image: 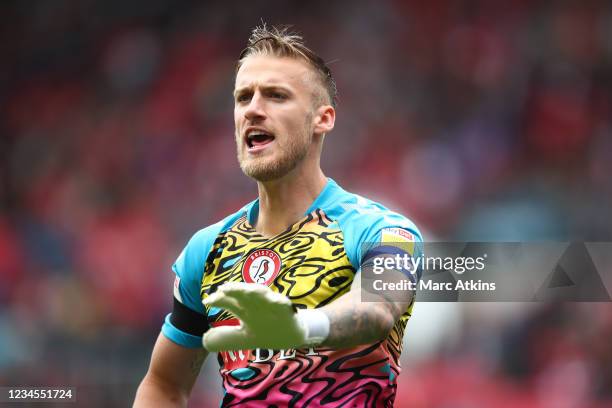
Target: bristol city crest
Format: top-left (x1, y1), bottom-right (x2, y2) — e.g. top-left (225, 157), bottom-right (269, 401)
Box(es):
top-left (242, 249), bottom-right (282, 286)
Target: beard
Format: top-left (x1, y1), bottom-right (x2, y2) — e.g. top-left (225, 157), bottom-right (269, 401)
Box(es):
top-left (236, 116), bottom-right (312, 182)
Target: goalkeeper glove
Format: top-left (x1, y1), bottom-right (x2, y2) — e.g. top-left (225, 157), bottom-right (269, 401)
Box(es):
top-left (202, 282), bottom-right (329, 352)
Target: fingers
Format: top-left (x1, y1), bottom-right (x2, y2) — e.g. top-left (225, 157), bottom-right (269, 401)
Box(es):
top-left (203, 282), bottom-right (293, 326)
top-left (228, 282), bottom-right (291, 306)
top-left (203, 282), bottom-right (267, 317)
top-left (205, 282), bottom-right (290, 305)
top-left (203, 326), bottom-right (250, 352)
top-left (203, 291), bottom-right (245, 316)
top-left (217, 282), bottom-right (269, 301)
top-left (262, 288), bottom-right (292, 306)
top-left (201, 283), bottom-right (300, 351)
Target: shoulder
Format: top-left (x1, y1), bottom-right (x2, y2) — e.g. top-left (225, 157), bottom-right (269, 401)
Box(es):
top-left (320, 179), bottom-right (421, 239)
top-left (174, 202), bottom-right (255, 280)
top-left (171, 202), bottom-right (254, 313)
top-left (186, 209), bottom-right (246, 252)
top-left (319, 180), bottom-right (422, 268)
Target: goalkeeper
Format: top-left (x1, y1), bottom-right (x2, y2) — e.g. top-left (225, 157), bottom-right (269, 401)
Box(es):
top-left (134, 24), bottom-right (422, 408)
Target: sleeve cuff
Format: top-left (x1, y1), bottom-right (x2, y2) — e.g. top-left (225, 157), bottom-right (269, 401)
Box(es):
top-left (161, 313), bottom-right (204, 349)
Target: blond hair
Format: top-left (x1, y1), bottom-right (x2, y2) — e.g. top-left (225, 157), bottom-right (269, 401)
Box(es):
top-left (237, 24), bottom-right (337, 107)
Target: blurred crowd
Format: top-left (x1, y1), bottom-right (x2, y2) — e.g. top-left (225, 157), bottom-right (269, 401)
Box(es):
top-left (1, 0), bottom-right (611, 406)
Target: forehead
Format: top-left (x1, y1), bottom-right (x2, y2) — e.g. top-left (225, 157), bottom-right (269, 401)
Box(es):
top-left (235, 55), bottom-right (314, 91)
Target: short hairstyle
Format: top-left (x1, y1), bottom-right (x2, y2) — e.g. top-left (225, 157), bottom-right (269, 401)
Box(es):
top-left (237, 24), bottom-right (337, 108)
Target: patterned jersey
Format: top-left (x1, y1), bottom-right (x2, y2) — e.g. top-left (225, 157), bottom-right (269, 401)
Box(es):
top-left (162, 178), bottom-right (422, 407)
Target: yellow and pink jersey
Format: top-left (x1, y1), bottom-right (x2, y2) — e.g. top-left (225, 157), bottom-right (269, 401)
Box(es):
top-left (162, 178), bottom-right (422, 407)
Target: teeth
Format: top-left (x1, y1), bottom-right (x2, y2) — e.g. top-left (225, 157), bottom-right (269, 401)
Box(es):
top-left (245, 129), bottom-right (274, 148)
top-left (246, 130), bottom-right (271, 139)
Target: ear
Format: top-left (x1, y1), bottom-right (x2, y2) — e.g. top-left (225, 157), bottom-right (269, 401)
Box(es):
top-left (313, 105), bottom-right (335, 135)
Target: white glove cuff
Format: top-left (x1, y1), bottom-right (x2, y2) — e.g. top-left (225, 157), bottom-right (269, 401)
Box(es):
top-left (296, 308), bottom-right (330, 346)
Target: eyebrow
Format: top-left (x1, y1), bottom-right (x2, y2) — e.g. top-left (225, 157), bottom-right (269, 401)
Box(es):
top-left (233, 84), bottom-right (293, 98)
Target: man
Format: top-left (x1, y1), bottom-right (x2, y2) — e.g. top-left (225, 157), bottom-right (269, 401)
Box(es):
top-left (134, 24), bottom-right (422, 407)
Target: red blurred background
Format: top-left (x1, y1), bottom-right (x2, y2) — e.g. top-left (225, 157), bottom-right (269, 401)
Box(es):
top-left (1, 0), bottom-right (611, 406)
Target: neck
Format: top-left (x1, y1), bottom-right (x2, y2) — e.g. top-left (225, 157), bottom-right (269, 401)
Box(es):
top-left (255, 165), bottom-right (327, 238)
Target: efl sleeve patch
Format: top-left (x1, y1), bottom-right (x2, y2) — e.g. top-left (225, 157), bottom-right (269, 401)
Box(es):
top-left (381, 227), bottom-right (416, 254)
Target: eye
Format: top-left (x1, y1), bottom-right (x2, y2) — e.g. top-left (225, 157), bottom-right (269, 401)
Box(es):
top-left (236, 93), bottom-right (251, 103)
top-left (270, 92), bottom-right (287, 100)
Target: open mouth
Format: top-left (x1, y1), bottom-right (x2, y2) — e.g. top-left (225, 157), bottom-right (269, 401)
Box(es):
top-left (245, 130), bottom-right (275, 149)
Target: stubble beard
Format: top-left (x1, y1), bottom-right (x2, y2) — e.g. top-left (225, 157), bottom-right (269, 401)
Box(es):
top-left (236, 117), bottom-right (313, 182)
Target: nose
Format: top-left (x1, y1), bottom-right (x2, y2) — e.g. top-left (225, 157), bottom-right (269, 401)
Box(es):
top-left (244, 92), bottom-right (266, 122)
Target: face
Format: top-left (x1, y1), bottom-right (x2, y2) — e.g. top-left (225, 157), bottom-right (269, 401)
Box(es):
top-left (234, 55), bottom-right (320, 181)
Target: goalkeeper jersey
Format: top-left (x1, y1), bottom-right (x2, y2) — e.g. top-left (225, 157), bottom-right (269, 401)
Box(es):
top-left (162, 178), bottom-right (422, 407)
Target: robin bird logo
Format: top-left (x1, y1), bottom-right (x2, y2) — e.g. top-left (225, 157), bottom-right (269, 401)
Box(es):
top-left (253, 259), bottom-right (270, 283)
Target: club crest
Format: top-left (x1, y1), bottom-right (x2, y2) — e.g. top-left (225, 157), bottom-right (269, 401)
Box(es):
top-left (242, 249), bottom-right (282, 286)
